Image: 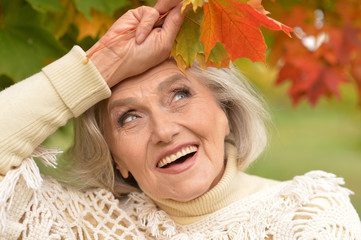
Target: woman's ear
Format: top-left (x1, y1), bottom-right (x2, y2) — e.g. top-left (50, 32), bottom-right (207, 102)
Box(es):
top-left (116, 163), bottom-right (129, 179)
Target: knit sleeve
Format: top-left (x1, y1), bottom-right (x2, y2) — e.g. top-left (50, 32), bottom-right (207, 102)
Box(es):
top-left (0, 46), bottom-right (111, 176)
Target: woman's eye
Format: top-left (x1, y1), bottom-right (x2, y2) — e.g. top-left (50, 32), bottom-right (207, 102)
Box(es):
top-left (173, 88), bottom-right (191, 102)
top-left (118, 112), bottom-right (139, 127)
top-left (124, 115), bottom-right (138, 123)
top-left (175, 92), bottom-right (186, 101)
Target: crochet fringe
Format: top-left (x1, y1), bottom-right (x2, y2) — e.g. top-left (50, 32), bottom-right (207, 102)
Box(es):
top-left (0, 146), bottom-right (61, 233)
top-left (128, 171), bottom-right (351, 240)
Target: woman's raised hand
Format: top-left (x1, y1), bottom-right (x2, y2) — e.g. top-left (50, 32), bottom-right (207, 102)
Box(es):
top-left (87, 1), bottom-right (185, 88)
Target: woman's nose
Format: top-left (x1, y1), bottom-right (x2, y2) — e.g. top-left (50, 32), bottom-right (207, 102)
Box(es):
top-left (150, 110), bottom-right (179, 145)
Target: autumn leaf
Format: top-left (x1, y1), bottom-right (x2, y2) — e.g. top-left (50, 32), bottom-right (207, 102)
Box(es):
top-left (207, 42), bottom-right (230, 68)
top-left (200, 0), bottom-right (292, 65)
top-left (271, 3), bottom-right (361, 106)
top-left (182, 0), bottom-right (205, 13)
top-left (171, 44), bottom-right (188, 72)
top-left (247, 0), bottom-right (269, 15)
top-left (74, 11), bottom-right (115, 40)
top-left (275, 27), bottom-right (354, 106)
top-left (171, 9), bottom-right (204, 71)
top-left (277, 57), bottom-right (347, 106)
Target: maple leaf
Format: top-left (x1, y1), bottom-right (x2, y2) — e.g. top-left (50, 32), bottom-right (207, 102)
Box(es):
top-left (171, 9), bottom-right (204, 71)
top-left (200, 0), bottom-right (292, 65)
top-left (182, 0), bottom-right (204, 13)
top-left (74, 11), bottom-right (115, 40)
top-left (171, 43), bottom-right (188, 72)
top-left (247, 0), bottom-right (269, 15)
top-left (277, 57), bottom-right (347, 106)
top-left (271, 2), bottom-right (361, 106)
top-left (276, 29), bottom-right (352, 106)
top-left (207, 42), bottom-right (231, 68)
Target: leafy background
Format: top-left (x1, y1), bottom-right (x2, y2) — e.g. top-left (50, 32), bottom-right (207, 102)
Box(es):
top-left (1, 0), bottom-right (360, 216)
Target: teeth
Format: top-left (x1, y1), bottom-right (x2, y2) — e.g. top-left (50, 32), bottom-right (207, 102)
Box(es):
top-left (158, 146), bottom-right (198, 168)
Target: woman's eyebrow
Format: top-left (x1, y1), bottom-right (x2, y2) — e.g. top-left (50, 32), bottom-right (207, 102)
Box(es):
top-left (109, 74), bottom-right (187, 111)
top-left (109, 98), bottom-right (137, 112)
top-left (157, 73), bottom-right (188, 92)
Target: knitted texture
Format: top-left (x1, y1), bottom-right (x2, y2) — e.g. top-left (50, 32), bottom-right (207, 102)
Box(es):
top-left (0, 147), bottom-right (143, 240)
top-left (126, 171), bottom-right (361, 239)
top-left (1, 148), bottom-right (360, 239)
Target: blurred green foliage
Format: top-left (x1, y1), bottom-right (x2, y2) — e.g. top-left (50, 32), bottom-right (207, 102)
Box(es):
top-left (0, 0), bottom-right (155, 86)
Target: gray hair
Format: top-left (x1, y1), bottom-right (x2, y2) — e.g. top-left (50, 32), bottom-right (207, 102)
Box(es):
top-left (64, 64), bottom-right (269, 196)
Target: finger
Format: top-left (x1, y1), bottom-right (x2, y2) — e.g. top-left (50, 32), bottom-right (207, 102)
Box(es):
top-left (135, 7), bottom-right (160, 44)
top-left (160, 3), bottom-right (186, 46)
top-left (154, 0), bottom-right (182, 14)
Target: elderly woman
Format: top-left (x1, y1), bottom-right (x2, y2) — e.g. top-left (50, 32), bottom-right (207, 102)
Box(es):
top-left (1, 1), bottom-right (361, 239)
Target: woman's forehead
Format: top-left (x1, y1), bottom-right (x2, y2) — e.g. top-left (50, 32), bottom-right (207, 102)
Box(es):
top-left (111, 60), bottom-right (183, 93)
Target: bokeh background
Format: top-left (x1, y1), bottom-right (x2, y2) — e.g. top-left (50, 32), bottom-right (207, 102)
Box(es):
top-left (1, 0), bottom-right (360, 216)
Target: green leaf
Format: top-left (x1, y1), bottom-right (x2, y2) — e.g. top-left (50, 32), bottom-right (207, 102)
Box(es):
top-left (0, 0), bottom-right (66, 82)
top-left (173, 8), bottom-right (204, 68)
top-left (144, 0), bottom-right (157, 7)
top-left (26, 0), bottom-right (63, 12)
top-left (208, 42), bottom-right (230, 68)
top-left (73, 0), bottom-right (129, 20)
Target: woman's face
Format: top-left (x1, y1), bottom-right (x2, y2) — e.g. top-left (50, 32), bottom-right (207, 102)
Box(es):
top-left (104, 60), bottom-right (230, 202)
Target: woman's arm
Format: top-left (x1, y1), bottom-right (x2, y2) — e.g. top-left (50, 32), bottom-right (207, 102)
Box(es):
top-left (0, 47), bottom-right (110, 177)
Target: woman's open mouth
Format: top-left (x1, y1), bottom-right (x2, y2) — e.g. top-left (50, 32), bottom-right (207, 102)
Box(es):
top-left (157, 145), bottom-right (198, 168)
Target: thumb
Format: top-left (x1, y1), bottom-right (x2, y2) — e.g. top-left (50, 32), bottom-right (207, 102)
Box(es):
top-left (159, 3), bottom-right (185, 45)
top-left (135, 7), bottom-right (160, 44)
top-left (154, 0), bottom-right (182, 14)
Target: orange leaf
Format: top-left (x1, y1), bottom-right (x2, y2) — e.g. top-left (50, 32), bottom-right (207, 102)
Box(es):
top-left (277, 55), bottom-right (347, 106)
top-left (247, 0), bottom-right (269, 15)
top-left (200, 0), bottom-right (292, 64)
top-left (74, 11), bottom-right (114, 41)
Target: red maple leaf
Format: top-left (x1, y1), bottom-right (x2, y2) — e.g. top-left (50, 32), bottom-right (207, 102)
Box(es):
top-left (269, 3), bottom-right (361, 106)
top-left (200, 0), bottom-right (292, 64)
top-left (277, 57), bottom-right (347, 106)
top-left (276, 27), bottom-right (354, 106)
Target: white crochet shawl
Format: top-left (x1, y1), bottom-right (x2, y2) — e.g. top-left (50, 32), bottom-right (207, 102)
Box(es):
top-left (1, 147), bottom-right (361, 239)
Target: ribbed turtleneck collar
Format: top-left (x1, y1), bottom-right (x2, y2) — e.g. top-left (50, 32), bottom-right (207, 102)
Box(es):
top-left (140, 143), bottom-right (243, 224)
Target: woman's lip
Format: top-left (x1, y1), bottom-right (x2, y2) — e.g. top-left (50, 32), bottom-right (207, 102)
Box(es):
top-left (156, 142), bottom-right (199, 168)
top-left (156, 148), bottom-right (198, 174)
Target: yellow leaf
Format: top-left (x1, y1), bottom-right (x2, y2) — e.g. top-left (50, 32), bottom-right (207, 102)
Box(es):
top-left (171, 43), bottom-right (187, 72)
top-left (50, 0), bottom-right (76, 39)
top-left (182, 0), bottom-right (204, 13)
top-left (74, 10), bottom-right (114, 41)
top-left (195, 53), bottom-right (207, 69)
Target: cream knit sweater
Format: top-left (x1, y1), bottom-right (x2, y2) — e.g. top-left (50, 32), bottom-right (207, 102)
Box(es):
top-left (1, 47), bottom-right (361, 239)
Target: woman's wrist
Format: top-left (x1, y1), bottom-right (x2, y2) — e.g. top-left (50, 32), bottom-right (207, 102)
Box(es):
top-left (87, 46), bottom-right (128, 89)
